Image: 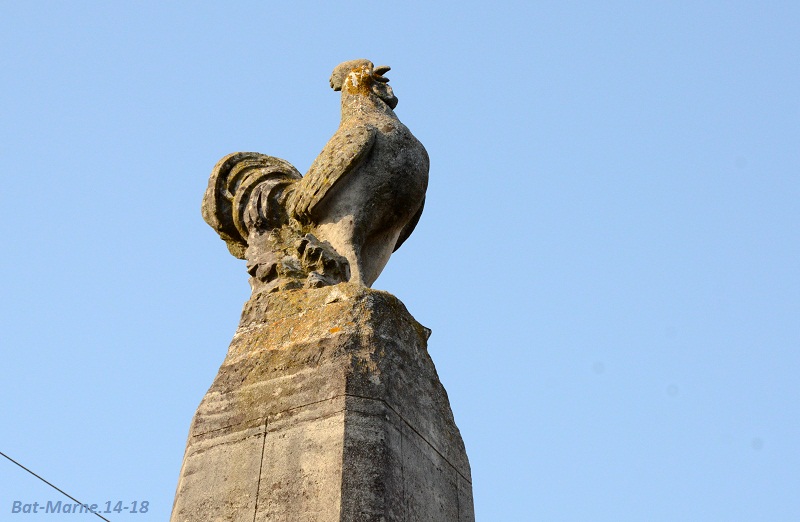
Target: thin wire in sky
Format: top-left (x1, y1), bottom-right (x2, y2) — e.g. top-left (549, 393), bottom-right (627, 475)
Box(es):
top-left (0, 450), bottom-right (111, 522)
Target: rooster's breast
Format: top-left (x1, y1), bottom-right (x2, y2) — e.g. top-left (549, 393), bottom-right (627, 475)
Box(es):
top-left (316, 121), bottom-right (429, 238)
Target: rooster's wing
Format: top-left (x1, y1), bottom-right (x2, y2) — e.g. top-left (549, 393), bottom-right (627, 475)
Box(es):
top-left (291, 125), bottom-right (376, 221)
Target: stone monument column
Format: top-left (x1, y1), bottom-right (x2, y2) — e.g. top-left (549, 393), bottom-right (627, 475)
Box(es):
top-left (171, 59), bottom-right (473, 522)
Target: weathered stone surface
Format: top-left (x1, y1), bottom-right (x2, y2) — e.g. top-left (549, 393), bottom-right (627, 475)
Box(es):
top-left (171, 284), bottom-right (473, 521)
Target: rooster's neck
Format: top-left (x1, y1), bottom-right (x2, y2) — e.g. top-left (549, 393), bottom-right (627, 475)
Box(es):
top-left (340, 91), bottom-right (396, 124)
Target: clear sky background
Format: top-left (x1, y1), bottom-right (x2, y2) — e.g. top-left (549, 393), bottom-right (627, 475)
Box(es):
top-left (1, 2), bottom-right (798, 520)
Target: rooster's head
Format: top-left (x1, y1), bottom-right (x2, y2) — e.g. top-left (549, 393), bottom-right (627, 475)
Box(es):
top-left (330, 59), bottom-right (398, 110)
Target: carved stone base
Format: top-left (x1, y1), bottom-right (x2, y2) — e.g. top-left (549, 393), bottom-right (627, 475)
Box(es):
top-left (170, 285), bottom-right (473, 522)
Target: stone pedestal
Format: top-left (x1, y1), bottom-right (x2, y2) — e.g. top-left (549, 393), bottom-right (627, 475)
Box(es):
top-left (171, 284), bottom-right (473, 521)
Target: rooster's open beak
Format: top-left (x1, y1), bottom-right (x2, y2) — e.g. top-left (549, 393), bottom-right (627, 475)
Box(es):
top-left (373, 65), bottom-right (391, 83)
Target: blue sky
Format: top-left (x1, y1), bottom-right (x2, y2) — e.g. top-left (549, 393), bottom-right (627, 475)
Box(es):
top-left (1, 2), bottom-right (798, 520)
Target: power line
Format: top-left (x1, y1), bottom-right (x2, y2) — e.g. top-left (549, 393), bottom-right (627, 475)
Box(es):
top-left (0, 450), bottom-right (111, 521)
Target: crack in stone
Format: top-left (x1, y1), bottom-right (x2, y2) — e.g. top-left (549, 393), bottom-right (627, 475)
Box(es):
top-left (252, 417), bottom-right (268, 522)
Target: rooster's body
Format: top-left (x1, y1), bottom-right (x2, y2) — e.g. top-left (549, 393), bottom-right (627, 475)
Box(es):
top-left (203, 59), bottom-right (428, 290)
top-left (289, 59), bottom-right (429, 286)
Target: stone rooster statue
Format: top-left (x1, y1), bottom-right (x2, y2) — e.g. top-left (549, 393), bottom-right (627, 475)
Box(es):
top-left (202, 59), bottom-right (429, 292)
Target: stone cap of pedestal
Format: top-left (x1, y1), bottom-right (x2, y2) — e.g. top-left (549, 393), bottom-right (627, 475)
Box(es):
top-left (187, 283), bottom-right (471, 483)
